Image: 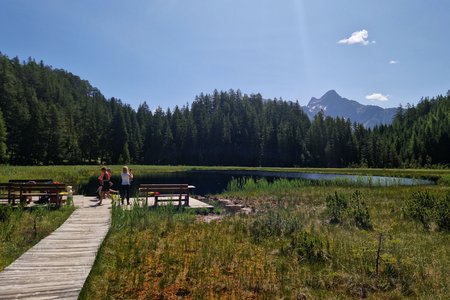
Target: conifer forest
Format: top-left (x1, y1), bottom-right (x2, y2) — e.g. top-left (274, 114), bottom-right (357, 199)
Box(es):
top-left (0, 54), bottom-right (449, 167)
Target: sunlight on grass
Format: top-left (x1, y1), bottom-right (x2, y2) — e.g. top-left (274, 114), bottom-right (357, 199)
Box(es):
top-left (0, 205), bottom-right (75, 271)
top-left (80, 179), bottom-right (450, 299)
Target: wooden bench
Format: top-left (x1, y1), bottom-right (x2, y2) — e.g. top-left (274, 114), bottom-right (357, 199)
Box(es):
top-left (1, 180), bottom-right (54, 205)
top-left (9, 179), bottom-right (53, 184)
top-left (5, 183), bottom-right (67, 206)
top-left (139, 184), bottom-right (190, 207)
top-left (0, 183), bottom-right (11, 205)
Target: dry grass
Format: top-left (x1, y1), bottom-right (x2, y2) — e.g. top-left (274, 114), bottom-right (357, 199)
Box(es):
top-left (80, 181), bottom-right (450, 299)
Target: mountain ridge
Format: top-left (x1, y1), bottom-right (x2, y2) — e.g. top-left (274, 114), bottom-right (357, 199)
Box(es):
top-left (304, 90), bottom-right (398, 127)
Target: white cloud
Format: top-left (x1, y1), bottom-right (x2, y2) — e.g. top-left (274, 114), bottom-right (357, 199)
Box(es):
top-left (366, 93), bottom-right (389, 101)
top-left (338, 29), bottom-right (374, 46)
top-left (389, 60), bottom-right (398, 64)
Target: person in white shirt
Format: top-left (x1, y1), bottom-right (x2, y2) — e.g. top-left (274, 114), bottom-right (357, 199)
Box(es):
top-left (120, 166), bottom-right (133, 205)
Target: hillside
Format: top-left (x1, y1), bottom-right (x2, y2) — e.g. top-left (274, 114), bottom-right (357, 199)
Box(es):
top-left (0, 53), bottom-right (448, 167)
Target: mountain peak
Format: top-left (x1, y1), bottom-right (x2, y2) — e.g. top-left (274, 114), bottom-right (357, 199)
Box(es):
top-left (304, 90), bottom-right (397, 127)
top-left (308, 90), bottom-right (342, 106)
top-left (322, 89), bottom-right (340, 99)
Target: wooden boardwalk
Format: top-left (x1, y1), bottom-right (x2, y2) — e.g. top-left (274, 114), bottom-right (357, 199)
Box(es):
top-left (0, 196), bottom-right (111, 299)
top-left (140, 196), bottom-right (214, 209)
top-left (0, 194), bottom-right (213, 299)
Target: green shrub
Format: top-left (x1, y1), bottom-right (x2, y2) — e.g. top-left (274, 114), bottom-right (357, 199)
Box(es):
top-left (325, 190), bottom-right (372, 230)
top-left (250, 209), bottom-right (303, 243)
top-left (348, 190), bottom-right (372, 230)
top-left (289, 231), bottom-right (327, 262)
top-left (404, 191), bottom-right (450, 231)
top-left (434, 192), bottom-right (450, 231)
top-left (404, 191), bottom-right (436, 230)
top-left (437, 174), bottom-right (450, 186)
top-left (325, 192), bottom-right (348, 224)
top-left (0, 205), bottom-right (12, 222)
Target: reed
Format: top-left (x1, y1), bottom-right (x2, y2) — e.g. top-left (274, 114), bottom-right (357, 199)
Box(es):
top-left (81, 182), bottom-right (450, 299)
top-left (225, 176), bottom-right (409, 195)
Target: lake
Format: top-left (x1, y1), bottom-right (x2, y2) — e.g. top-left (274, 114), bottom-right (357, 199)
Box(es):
top-left (78, 170), bottom-right (434, 196)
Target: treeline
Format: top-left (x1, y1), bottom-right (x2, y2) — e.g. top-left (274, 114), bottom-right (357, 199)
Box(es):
top-left (0, 54), bottom-right (449, 167)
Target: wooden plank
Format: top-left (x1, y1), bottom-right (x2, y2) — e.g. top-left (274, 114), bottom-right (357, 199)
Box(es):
top-left (139, 183), bottom-right (190, 207)
top-left (137, 196), bottom-right (213, 209)
top-left (0, 196), bottom-right (111, 299)
top-left (5, 183), bottom-right (67, 206)
top-left (139, 183), bottom-right (189, 187)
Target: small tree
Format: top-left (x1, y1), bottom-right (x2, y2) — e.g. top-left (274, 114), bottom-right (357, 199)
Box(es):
top-left (434, 192), bottom-right (450, 231)
top-left (404, 191), bottom-right (436, 230)
top-left (325, 192), bottom-right (348, 224)
top-left (349, 190), bottom-right (372, 230)
top-left (0, 110), bottom-right (8, 163)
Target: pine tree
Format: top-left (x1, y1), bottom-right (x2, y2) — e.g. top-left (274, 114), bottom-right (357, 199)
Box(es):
top-left (0, 110), bottom-right (7, 163)
top-left (109, 111), bottom-right (129, 164)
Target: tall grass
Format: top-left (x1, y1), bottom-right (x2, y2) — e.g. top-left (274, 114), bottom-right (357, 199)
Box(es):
top-left (1, 165), bottom-right (448, 297)
top-left (437, 173), bottom-right (450, 185)
top-left (226, 176), bottom-right (409, 195)
top-left (81, 183), bottom-right (450, 299)
top-left (0, 205), bottom-right (74, 271)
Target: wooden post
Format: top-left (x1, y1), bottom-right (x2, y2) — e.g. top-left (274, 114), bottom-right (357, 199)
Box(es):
top-left (8, 184), bottom-right (12, 205)
top-left (375, 233), bottom-right (383, 275)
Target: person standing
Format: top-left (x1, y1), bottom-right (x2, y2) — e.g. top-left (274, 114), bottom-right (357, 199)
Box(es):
top-left (120, 166), bottom-right (133, 205)
top-left (98, 166), bottom-right (110, 205)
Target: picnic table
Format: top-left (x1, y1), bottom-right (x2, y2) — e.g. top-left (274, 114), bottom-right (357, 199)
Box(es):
top-left (0, 181), bottom-right (68, 206)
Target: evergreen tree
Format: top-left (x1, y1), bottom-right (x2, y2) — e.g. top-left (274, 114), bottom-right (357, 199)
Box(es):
top-left (109, 111), bottom-right (129, 164)
top-left (0, 110), bottom-right (7, 162)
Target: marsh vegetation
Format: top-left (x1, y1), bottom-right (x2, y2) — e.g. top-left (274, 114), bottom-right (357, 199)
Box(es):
top-left (1, 166), bottom-right (448, 297)
top-left (80, 177), bottom-right (450, 299)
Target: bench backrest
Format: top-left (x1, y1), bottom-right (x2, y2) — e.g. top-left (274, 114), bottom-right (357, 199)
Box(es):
top-left (139, 184), bottom-right (189, 193)
top-left (0, 183), bottom-right (9, 199)
top-left (9, 179), bottom-right (53, 183)
top-left (1, 183), bottom-right (67, 205)
top-left (9, 183), bottom-right (67, 193)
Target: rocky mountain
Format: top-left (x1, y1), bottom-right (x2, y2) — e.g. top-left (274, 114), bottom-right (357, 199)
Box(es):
top-left (304, 90), bottom-right (398, 127)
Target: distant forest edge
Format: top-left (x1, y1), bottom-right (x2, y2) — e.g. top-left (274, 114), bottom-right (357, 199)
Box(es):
top-left (0, 54), bottom-right (449, 167)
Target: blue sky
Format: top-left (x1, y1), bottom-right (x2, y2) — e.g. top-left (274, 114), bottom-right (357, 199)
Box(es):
top-left (1, 0), bottom-right (449, 109)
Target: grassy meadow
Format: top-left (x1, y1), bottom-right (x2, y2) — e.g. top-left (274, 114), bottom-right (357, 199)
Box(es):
top-left (79, 177), bottom-right (450, 299)
top-left (0, 165), bottom-right (449, 298)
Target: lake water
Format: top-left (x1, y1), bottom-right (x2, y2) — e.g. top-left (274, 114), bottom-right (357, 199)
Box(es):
top-left (78, 170), bottom-right (434, 196)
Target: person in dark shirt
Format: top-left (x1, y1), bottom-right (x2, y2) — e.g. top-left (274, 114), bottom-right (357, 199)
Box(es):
top-left (97, 167), bottom-right (109, 205)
